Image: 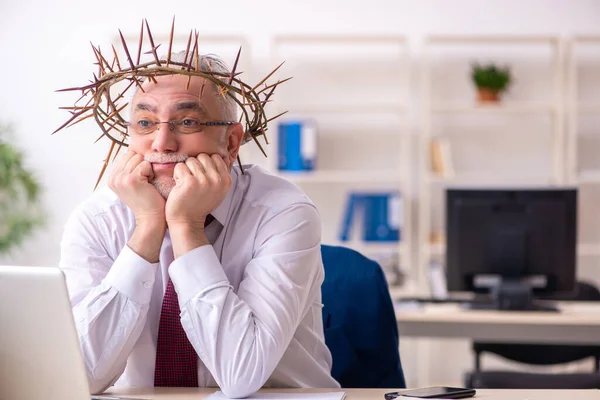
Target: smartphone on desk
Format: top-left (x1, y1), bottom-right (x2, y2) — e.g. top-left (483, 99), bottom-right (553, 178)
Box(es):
top-left (385, 387), bottom-right (476, 399)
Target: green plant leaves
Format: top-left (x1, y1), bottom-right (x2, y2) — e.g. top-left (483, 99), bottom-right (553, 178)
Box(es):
top-left (0, 124), bottom-right (45, 254)
top-left (471, 63), bottom-right (512, 92)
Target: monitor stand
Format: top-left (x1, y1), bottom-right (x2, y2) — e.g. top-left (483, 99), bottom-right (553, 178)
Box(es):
top-left (464, 280), bottom-right (559, 312)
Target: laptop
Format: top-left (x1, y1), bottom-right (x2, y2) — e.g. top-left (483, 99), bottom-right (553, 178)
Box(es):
top-left (0, 265), bottom-right (94, 399)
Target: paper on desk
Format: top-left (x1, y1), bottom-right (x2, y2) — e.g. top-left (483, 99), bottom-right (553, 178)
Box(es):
top-left (207, 390), bottom-right (346, 400)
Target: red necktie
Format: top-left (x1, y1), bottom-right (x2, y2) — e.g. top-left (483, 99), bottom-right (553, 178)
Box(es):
top-left (154, 278), bottom-right (198, 387)
top-left (154, 215), bottom-right (214, 387)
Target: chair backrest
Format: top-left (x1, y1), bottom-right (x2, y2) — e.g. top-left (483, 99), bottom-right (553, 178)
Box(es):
top-left (466, 371), bottom-right (600, 389)
top-left (473, 281), bottom-right (600, 367)
top-left (320, 244), bottom-right (406, 389)
top-left (553, 281), bottom-right (600, 301)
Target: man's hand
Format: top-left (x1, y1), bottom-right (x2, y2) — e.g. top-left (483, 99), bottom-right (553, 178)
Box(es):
top-left (108, 150), bottom-right (166, 222)
top-left (108, 150), bottom-right (167, 262)
top-left (166, 154), bottom-right (232, 257)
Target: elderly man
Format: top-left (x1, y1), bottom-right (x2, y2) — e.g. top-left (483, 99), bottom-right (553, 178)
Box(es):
top-left (58, 49), bottom-right (339, 397)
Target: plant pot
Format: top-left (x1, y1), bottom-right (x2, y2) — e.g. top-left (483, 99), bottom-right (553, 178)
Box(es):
top-left (477, 88), bottom-right (500, 103)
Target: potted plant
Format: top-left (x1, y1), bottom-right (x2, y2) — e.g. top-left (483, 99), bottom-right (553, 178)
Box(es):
top-left (471, 62), bottom-right (512, 103)
top-left (0, 123), bottom-right (45, 254)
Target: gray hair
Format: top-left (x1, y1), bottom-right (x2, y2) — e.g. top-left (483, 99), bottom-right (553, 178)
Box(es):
top-left (128, 51), bottom-right (238, 121)
top-left (166, 51), bottom-right (238, 121)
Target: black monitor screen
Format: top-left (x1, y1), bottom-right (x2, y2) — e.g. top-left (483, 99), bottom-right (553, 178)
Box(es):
top-left (445, 187), bottom-right (577, 296)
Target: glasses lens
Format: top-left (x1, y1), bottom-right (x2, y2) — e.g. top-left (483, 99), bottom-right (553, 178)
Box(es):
top-left (177, 119), bottom-right (203, 134)
top-left (130, 119), bottom-right (155, 135)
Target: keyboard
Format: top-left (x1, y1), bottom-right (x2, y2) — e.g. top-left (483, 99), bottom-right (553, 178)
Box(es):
top-left (396, 297), bottom-right (560, 312)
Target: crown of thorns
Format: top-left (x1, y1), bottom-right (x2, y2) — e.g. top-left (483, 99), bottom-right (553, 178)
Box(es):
top-left (53, 18), bottom-right (290, 188)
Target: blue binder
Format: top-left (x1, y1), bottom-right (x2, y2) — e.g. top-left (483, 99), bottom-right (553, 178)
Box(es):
top-left (339, 191), bottom-right (402, 242)
top-left (277, 120), bottom-right (317, 171)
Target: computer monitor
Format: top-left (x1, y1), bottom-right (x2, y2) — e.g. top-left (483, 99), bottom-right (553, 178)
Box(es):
top-left (445, 187), bottom-right (577, 311)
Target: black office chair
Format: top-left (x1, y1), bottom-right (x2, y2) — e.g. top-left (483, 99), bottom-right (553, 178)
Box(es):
top-left (465, 281), bottom-right (600, 389)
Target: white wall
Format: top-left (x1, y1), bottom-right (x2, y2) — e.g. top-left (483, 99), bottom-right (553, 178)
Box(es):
top-left (1, 0), bottom-right (600, 387)
top-left (1, 0), bottom-right (598, 265)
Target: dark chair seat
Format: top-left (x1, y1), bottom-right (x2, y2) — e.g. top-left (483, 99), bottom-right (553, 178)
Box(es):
top-left (320, 244), bottom-right (406, 389)
top-left (467, 281), bottom-right (600, 389)
top-left (472, 342), bottom-right (600, 366)
top-left (466, 370), bottom-right (600, 389)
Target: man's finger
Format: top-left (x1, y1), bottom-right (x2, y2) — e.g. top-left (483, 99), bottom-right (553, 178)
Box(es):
top-left (112, 150), bottom-right (137, 172)
top-left (134, 160), bottom-right (154, 182)
top-left (185, 157), bottom-right (206, 177)
top-left (212, 154), bottom-right (229, 176)
top-left (197, 154), bottom-right (220, 182)
top-left (196, 153), bottom-right (217, 173)
top-left (124, 154), bottom-right (144, 174)
top-left (173, 162), bottom-right (192, 181)
top-left (220, 152), bottom-right (233, 170)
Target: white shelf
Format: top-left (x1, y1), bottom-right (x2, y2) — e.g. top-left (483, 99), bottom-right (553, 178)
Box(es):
top-left (431, 102), bottom-right (555, 114)
top-left (567, 35), bottom-right (600, 185)
top-left (573, 35), bottom-right (600, 43)
top-left (425, 243), bottom-right (600, 257)
top-left (577, 170), bottom-right (600, 183)
top-left (420, 35), bottom-right (565, 323)
top-left (572, 103), bottom-right (600, 114)
top-left (426, 35), bottom-right (559, 44)
top-left (578, 244), bottom-right (600, 256)
top-left (335, 240), bottom-right (407, 256)
top-left (388, 283), bottom-right (417, 300)
top-left (424, 243), bottom-right (445, 257)
top-left (277, 170), bottom-right (405, 184)
top-left (284, 103), bottom-right (408, 115)
top-left (274, 34), bottom-right (407, 44)
top-left (426, 172), bottom-right (555, 186)
top-left (270, 33), bottom-right (413, 307)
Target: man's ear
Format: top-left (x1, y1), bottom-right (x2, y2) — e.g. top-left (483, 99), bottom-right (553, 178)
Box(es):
top-left (226, 122), bottom-right (244, 162)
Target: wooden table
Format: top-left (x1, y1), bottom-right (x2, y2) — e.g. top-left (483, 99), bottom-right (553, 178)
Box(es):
top-left (101, 387), bottom-right (599, 400)
top-left (395, 301), bottom-right (600, 344)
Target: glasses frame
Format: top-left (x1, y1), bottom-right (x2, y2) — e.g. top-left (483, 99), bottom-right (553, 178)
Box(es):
top-left (126, 119), bottom-right (236, 135)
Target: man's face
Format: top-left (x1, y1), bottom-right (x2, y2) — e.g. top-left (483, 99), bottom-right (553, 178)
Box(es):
top-left (128, 74), bottom-right (242, 198)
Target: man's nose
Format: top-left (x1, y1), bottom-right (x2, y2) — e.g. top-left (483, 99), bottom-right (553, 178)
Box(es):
top-left (151, 124), bottom-right (178, 153)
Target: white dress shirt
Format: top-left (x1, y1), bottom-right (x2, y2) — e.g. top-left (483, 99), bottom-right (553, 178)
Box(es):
top-left (59, 164), bottom-right (340, 398)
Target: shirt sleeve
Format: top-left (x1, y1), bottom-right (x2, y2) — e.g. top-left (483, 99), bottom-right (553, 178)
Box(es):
top-left (59, 205), bottom-right (158, 394)
top-left (169, 202), bottom-right (324, 399)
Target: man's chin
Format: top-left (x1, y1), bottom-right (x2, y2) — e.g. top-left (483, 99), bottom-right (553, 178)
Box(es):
top-left (151, 177), bottom-right (175, 199)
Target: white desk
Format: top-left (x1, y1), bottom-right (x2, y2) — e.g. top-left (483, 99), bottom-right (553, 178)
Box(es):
top-left (395, 301), bottom-right (600, 344)
top-left (102, 387), bottom-right (599, 400)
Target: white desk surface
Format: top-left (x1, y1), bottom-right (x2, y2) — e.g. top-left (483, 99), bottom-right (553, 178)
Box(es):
top-left (102, 387), bottom-right (600, 400)
top-left (395, 301), bottom-right (600, 344)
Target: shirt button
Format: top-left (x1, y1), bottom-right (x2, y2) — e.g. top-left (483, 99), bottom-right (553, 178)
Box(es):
top-left (143, 281), bottom-right (152, 289)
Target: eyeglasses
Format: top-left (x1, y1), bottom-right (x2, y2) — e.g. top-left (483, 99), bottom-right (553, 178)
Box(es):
top-left (126, 118), bottom-right (236, 135)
